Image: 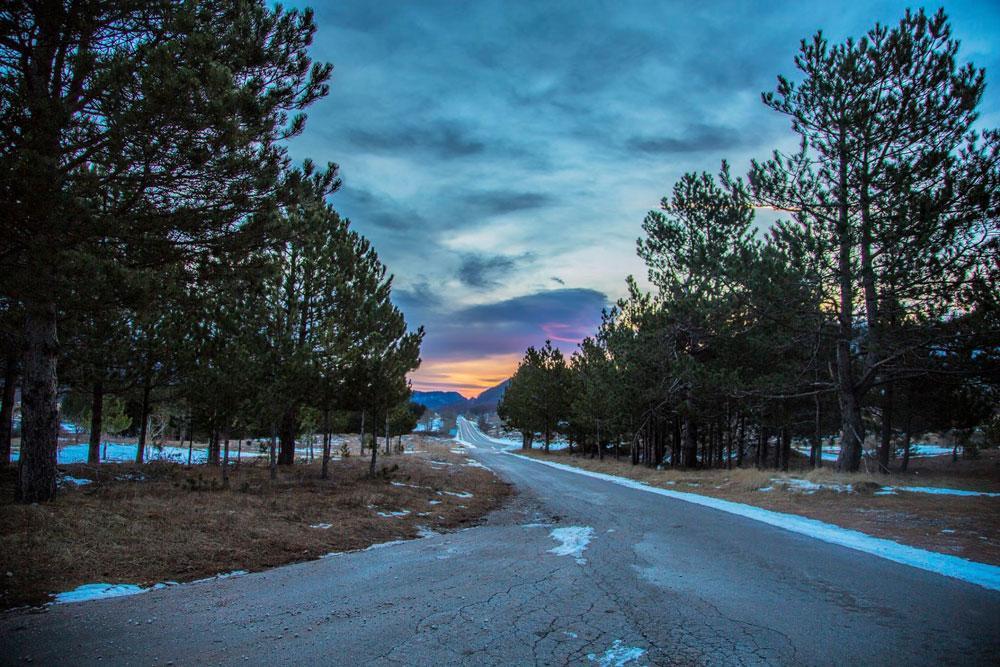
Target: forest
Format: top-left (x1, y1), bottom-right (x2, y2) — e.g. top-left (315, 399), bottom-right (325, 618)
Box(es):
top-left (499, 9), bottom-right (999, 474)
top-left (0, 2), bottom-right (423, 502)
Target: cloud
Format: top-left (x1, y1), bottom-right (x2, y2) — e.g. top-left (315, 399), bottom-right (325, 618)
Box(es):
top-left (456, 252), bottom-right (531, 289)
top-left (626, 124), bottom-right (746, 155)
top-left (459, 189), bottom-right (555, 217)
top-left (550, 276), bottom-right (565, 285)
top-left (347, 121), bottom-right (485, 159)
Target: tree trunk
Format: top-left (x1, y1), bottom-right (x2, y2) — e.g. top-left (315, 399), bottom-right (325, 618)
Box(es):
top-left (236, 437), bottom-right (242, 471)
top-left (359, 409), bottom-right (365, 453)
top-left (810, 394), bottom-right (822, 469)
top-left (87, 379), bottom-right (104, 464)
top-left (384, 411), bottom-right (390, 455)
top-left (187, 416), bottom-right (194, 465)
top-left (269, 423), bottom-right (278, 480)
top-left (278, 406), bottom-right (297, 465)
top-left (321, 408), bottom-right (331, 480)
top-left (877, 385), bottom-right (893, 474)
top-left (1, 349), bottom-right (20, 467)
top-left (222, 433), bottom-right (230, 487)
top-left (780, 427), bottom-right (791, 472)
top-left (683, 418), bottom-right (698, 469)
top-left (900, 427), bottom-right (912, 472)
top-left (135, 377), bottom-right (151, 464)
top-left (369, 410), bottom-right (378, 477)
top-left (17, 303), bottom-right (59, 503)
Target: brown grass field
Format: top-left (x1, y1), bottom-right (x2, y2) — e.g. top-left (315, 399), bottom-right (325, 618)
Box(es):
top-left (0, 435), bottom-right (510, 608)
top-left (519, 447), bottom-right (1000, 565)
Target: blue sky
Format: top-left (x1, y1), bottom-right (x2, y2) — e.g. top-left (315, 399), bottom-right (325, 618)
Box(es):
top-left (283, 1), bottom-right (1000, 396)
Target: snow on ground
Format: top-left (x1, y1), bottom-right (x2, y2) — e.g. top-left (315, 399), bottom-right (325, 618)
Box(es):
top-left (548, 526), bottom-right (594, 565)
top-left (53, 583), bottom-right (148, 604)
top-left (309, 523), bottom-right (332, 529)
top-left (12, 442), bottom-right (264, 465)
top-left (762, 478), bottom-right (853, 494)
top-left (511, 453), bottom-right (1000, 592)
top-left (59, 475), bottom-right (92, 486)
top-left (464, 458), bottom-right (487, 468)
top-left (877, 486), bottom-right (1000, 498)
top-left (587, 639), bottom-right (647, 667)
top-left (441, 490), bottom-right (473, 498)
top-left (376, 509), bottom-right (411, 518)
top-left (792, 442), bottom-right (960, 463)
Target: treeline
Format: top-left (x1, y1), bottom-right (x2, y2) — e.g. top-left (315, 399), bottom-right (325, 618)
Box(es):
top-left (0, 2), bottom-right (422, 502)
top-left (499, 10), bottom-right (999, 473)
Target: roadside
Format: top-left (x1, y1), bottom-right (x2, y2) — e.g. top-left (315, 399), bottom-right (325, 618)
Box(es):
top-left (0, 435), bottom-right (511, 609)
top-left (516, 448), bottom-right (1000, 566)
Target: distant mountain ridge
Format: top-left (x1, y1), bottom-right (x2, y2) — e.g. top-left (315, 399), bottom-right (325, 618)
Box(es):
top-left (412, 379), bottom-right (510, 414)
top-left (409, 390), bottom-right (466, 410)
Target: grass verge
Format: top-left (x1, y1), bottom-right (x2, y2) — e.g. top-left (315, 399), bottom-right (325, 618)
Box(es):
top-left (0, 435), bottom-right (510, 608)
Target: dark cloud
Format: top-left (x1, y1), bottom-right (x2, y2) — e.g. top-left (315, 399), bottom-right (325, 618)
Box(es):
top-left (393, 280), bottom-right (442, 312)
top-left (550, 276), bottom-right (565, 285)
top-left (626, 124), bottom-right (746, 155)
top-left (335, 186), bottom-right (428, 231)
top-left (422, 288), bottom-right (609, 358)
top-left (456, 253), bottom-right (530, 289)
top-left (461, 190), bottom-right (555, 217)
top-left (347, 121), bottom-right (485, 159)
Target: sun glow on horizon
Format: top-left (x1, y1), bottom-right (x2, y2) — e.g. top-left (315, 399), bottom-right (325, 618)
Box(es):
top-left (410, 353), bottom-right (522, 399)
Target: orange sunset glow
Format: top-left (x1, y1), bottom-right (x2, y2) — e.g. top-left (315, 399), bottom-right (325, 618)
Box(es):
top-left (410, 353), bottom-right (522, 398)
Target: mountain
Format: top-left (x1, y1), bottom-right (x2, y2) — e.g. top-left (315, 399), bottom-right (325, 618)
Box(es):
top-left (413, 379), bottom-right (510, 415)
top-left (410, 390), bottom-right (467, 410)
top-left (467, 379), bottom-right (510, 410)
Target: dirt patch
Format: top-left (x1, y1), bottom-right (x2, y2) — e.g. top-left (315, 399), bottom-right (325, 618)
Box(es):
top-left (517, 448), bottom-right (1000, 565)
top-left (0, 435), bottom-right (510, 608)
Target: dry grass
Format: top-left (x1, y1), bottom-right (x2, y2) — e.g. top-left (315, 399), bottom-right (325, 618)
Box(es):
top-left (0, 435), bottom-right (510, 609)
top-left (519, 448), bottom-right (1000, 565)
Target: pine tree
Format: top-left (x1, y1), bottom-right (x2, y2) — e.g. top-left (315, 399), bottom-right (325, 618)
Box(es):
top-left (1, 2), bottom-right (332, 501)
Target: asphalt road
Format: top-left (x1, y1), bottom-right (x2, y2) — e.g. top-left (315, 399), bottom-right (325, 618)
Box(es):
top-left (2, 417), bottom-right (998, 666)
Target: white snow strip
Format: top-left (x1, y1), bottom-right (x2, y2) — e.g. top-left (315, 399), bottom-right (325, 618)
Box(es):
top-left (52, 583), bottom-right (146, 604)
top-left (508, 453), bottom-right (1000, 592)
top-left (891, 486), bottom-right (1000, 498)
top-left (309, 523), bottom-right (332, 529)
top-left (376, 509), bottom-right (411, 518)
top-left (441, 490), bottom-right (473, 498)
top-left (548, 526), bottom-right (594, 565)
top-left (390, 481), bottom-right (432, 490)
top-left (60, 475), bottom-right (92, 486)
top-left (191, 570), bottom-right (247, 584)
top-left (587, 639), bottom-right (646, 666)
top-left (464, 458), bottom-right (487, 468)
top-left (428, 500), bottom-right (442, 505)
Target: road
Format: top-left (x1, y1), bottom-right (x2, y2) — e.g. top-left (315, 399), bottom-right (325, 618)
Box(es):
top-left (2, 417), bottom-right (997, 665)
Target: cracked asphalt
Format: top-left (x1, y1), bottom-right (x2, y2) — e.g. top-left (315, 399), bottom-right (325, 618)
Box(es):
top-left (1, 418), bottom-right (998, 666)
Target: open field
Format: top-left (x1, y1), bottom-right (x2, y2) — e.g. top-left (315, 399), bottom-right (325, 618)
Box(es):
top-left (0, 435), bottom-right (510, 608)
top-left (518, 447), bottom-right (1000, 565)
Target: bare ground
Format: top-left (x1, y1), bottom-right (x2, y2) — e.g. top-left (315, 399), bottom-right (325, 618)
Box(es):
top-left (518, 447), bottom-right (1000, 565)
top-left (0, 435), bottom-right (510, 608)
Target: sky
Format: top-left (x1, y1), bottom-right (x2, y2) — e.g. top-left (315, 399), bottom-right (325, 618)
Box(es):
top-left (284, 1), bottom-right (1000, 398)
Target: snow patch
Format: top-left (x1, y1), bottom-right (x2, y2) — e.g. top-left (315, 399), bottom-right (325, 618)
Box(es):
top-left (442, 490), bottom-right (473, 498)
top-left (587, 640), bottom-right (646, 666)
top-left (309, 523), bottom-right (332, 529)
top-left (53, 583), bottom-right (146, 604)
top-left (376, 509), bottom-right (411, 518)
top-left (509, 453), bottom-right (1000, 592)
top-left (59, 475), bottom-right (92, 486)
top-left (892, 486), bottom-right (1000, 498)
top-left (548, 526), bottom-right (594, 564)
